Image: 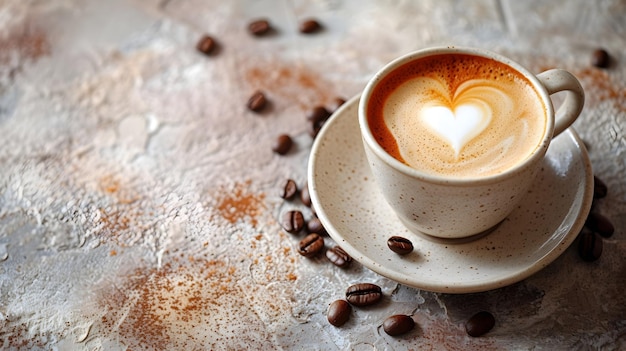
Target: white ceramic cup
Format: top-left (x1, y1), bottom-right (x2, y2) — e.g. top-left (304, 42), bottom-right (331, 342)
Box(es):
top-left (359, 47), bottom-right (585, 241)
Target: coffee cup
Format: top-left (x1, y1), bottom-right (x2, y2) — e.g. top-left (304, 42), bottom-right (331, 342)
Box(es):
top-left (359, 46), bottom-right (584, 241)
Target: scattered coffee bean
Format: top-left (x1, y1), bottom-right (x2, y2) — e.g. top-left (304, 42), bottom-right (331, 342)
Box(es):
top-left (298, 233), bottom-right (324, 257)
top-left (308, 118), bottom-right (326, 138)
top-left (306, 106), bottom-right (331, 138)
top-left (281, 210), bottom-right (305, 234)
top-left (306, 106), bottom-right (331, 123)
top-left (307, 217), bottom-right (326, 235)
top-left (593, 176), bottom-right (608, 199)
top-left (272, 134), bottom-right (293, 155)
top-left (247, 91), bottom-right (267, 112)
top-left (387, 236), bottom-right (414, 255)
top-left (585, 212), bottom-right (614, 238)
top-left (300, 181), bottom-right (311, 206)
top-left (578, 228), bottom-right (603, 261)
top-left (280, 179), bottom-right (298, 200)
top-left (299, 18), bottom-right (322, 34)
top-left (465, 311), bottom-right (495, 337)
top-left (196, 35), bottom-right (218, 55)
top-left (582, 138), bottom-right (592, 152)
top-left (591, 49), bottom-right (610, 68)
top-left (383, 314), bottom-right (415, 336)
top-left (346, 283), bottom-right (382, 306)
top-left (248, 19), bottom-right (271, 36)
top-left (326, 246), bottom-right (352, 268)
top-left (328, 97), bottom-right (347, 113)
top-left (327, 300), bottom-right (351, 327)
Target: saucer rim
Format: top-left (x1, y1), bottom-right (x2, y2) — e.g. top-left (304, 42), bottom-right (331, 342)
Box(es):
top-left (308, 94), bottom-right (594, 294)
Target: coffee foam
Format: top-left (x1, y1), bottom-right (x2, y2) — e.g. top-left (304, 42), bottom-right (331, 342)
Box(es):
top-left (367, 54), bottom-right (546, 178)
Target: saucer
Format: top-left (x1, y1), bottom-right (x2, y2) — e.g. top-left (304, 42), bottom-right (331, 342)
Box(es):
top-left (308, 95), bottom-right (594, 294)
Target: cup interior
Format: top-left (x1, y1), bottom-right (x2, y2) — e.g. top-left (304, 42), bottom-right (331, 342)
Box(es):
top-left (358, 46), bottom-right (555, 186)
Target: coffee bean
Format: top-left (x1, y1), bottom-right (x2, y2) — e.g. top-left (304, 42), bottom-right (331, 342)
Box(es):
top-left (280, 179), bottom-right (298, 200)
top-left (465, 311), bottom-right (495, 337)
top-left (383, 315), bottom-right (415, 336)
top-left (585, 212), bottom-right (614, 238)
top-left (308, 118), bottom-right (326, 138)
top-left (300, 181), bottom-right (311, 206)
top-left (326, 246), bottom-right (352, 268)
top-left (196, 35), bottom-right (218, 55)
top-left (307, 217), bottom-right (326, 235)
top-left (593, 176), bottom-right (608, 199)
top-left (578, 228), bottom-right (603, 261)
top-left (247, 91), bottom-right (267, 112)
top-left (387, 236), bottom-right (414, 255)
top-left (306, 106), bottom-right (331, 138)
top-left (591, 49), bottom-right (610, 68)
top-left (306, 106), bottom-right (331, 123)
top-left (281, 210), bottom-right (305, 234)
top-left (248, 19), bottom-right (271, 36)
top-left (298, 233), bottom-right (324, 257)
top-left (346, 283), bottom-right (382, 306)
top-left (299, 18), bottom-right (322, 34)
top-left (328, 97), bottom-right (347, 113)
top-left (327, 300), bottom-right (351, 327)
top-left (272, 134), bottom-right (293, 155)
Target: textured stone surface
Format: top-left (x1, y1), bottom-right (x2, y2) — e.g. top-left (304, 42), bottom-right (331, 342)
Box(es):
top-left (0, 0), bottom-right (624, 349)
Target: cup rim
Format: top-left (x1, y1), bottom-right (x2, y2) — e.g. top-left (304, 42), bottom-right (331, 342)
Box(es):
top-left (358, 46), bottom-right (555, 186)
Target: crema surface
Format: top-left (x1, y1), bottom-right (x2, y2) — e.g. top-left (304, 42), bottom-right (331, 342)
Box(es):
top-left (367, 54), bottom-right (547, 178)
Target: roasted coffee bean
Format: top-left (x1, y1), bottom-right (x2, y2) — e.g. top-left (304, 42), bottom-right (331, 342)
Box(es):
top-left (326, 246), bottom-right (352, 268)
top-left (328, 97), bottom-right (347, 113)
top-left (299, 18), bottom-right (322, 34)
top-left (298, 233), bottom-right (324, 257)
top-left (306, 106), bottom-right (330, 139)
top-left (387, 236), bottom-right (414, 255)
top-left (307, 217), bottom-right (326, 235)
top-left (465, 311), bottom-right (495, 337)
top-left (586, 212), bottom-right (614, 238)
top-left (345, 283), bottom-right (382, 306)
top-left (248, 19), bottom-right (271, 36)
top-left (308, 118), bottom-right (326, 138)
top-left (383, 315), bottom-right (415, 336)
top-left (280, 179), bottom-right (298, 200)
top-left (591, 49), bottom-right (610, 68)
top-left (306, 106), bottom-right (331, 123)
top-left (196, 35), bottom-right (217, 55)
top-left (327, 300), bottom-right (351, 327)
top-left (578, 228), bottom-right (603, 261)
top-left (300, 181), bottom-right (311, 206)
top-left (281, 210), bottom-right (305, 234)
top-left (272, 134), bottom-right (293, 155)
top-left (593, 176), bottom-right (608, 199)
top-left (247, 91), bottom-right (267, 112)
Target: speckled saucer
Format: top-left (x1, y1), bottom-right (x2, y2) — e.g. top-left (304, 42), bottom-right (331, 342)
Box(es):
top-left (308, 95), bottom-right (594, 294)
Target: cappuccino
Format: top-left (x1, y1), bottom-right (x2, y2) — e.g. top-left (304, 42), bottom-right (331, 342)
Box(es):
top-left (367, 54), bottom-right (547, 178)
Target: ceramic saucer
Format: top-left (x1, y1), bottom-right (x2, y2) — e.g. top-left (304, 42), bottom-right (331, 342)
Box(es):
top-left (308, 95), bottom-right (593, 294)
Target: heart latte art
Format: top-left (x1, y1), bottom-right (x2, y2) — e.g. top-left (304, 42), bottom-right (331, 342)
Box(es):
top-left (368, 54), bottom-right (547, 178)
top-left (420, 103), bottom-right (491, 158)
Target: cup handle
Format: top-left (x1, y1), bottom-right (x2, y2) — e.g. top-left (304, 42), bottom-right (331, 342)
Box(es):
top-left (536, 69), bottom-right (585, 137)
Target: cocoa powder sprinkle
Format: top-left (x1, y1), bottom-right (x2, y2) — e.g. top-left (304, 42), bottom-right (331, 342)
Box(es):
top-left (214, 180), bottom-right (266, 226)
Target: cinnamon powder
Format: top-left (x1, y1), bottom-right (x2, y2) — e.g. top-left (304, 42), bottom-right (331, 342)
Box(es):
top-left (213, 180), bottom-right (266, 227)
top-left (96, 259), bottom-right (240, 348)
top-left (576, 67), bottom-right (626, 112)
top-left (244, 63), bottom-right (337, 110)
top-left (0, 22), bottom-right (51, 80)
top-left (93, 253), bottom-right (294, 349)
top-left (96, 174), bottom-right (145, 245)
